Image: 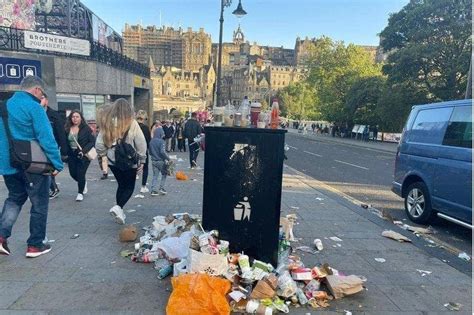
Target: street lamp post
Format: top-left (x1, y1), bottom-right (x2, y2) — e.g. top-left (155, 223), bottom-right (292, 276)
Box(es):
top-left (216, 0), bottom-right (247, 107)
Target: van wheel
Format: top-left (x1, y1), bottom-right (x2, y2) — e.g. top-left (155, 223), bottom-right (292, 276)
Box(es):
top-left (404, 182), bottom-right (435, 224)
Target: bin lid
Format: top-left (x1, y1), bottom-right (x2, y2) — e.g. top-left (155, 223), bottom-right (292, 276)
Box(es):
top-left (204, 126), bottom-right (287, 134)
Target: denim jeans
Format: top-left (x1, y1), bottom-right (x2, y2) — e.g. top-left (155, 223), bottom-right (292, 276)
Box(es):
top-left (0, 171), bottom-right (51, 247)
top-left (151, 161), bottom-right (167, 191)
top-left (189, 142), bottom-right (200, 167)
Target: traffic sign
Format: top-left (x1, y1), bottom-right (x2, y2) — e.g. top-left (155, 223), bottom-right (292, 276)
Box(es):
top-left (0, 57), bottom-right (42, 85)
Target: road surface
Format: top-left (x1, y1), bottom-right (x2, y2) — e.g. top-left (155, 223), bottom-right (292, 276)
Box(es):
top-left (285, 132), bottom-right (472, 256)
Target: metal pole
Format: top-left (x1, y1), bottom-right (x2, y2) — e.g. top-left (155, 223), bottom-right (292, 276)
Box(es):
top-left (465, 57), bottom-right (472, 99)
top-left (216, 0), bottom-right (225, 107)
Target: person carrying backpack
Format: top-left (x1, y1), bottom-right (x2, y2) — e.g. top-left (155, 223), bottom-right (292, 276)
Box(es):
top-left (95, 99), bottom-right (146, 224)
top-left (0, 76), bottom-right (63, 258)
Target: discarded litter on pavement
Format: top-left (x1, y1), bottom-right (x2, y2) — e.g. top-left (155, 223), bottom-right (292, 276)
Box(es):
top-left (125, 212), bottom-right (367, 314)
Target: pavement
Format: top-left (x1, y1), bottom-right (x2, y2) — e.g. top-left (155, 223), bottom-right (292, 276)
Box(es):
top-left (0, 149), bottom-right (472, 314)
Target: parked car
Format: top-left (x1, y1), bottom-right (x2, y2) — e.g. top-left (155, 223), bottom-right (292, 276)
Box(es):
top-left (392, 99), bottom-right (472, 229)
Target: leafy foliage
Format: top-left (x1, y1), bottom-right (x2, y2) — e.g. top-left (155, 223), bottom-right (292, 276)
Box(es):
top-left (277, 82), bottom-right (319, 120)
top-left (346, 76), bottom-right (386, 126)
top-left (380, 0), bottom-right (472, 101)
top-left (305, 37), bottom-right (382, 123)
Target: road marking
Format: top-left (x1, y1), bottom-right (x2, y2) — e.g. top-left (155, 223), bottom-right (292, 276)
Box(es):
top-left (334, 159), bottom-right (369, 170)
top-left (304, 150), bottom-right (322, 157)
top-left (287, 132), bottom-right (396, 155)
top-left (287, 145), bottom-right (298, 150)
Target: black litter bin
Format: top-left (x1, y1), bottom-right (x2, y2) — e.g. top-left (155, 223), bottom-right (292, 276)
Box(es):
top-left (202, 127), bottom-right (287, 266)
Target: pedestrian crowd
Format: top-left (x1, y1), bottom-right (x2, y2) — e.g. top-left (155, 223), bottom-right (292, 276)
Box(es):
top-left (292, 121), bottom-right (378, 141)
top-left (0, 76), bottom-right (203, 258)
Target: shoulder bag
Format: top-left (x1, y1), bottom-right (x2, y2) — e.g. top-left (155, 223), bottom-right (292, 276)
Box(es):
top-left (0, 101), bottom-right (54, 174)
top-left (72, 133), bottom-right (97, 161)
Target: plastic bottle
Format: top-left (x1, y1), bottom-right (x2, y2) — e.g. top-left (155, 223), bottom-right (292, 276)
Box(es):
top-left (240, 97), bottom-right (250, 127)
top-left (270, 99), bottom-right (280, 129)
top-left (296, 288), bottom-right (308, 305)
top-left (258, 111), bottom-right (267, 128)
top-left (224, 101), bottom-right (235, 126)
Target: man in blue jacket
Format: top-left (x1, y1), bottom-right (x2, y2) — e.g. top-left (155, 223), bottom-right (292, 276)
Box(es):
top-left (0, 76), bottom-right (63, 258)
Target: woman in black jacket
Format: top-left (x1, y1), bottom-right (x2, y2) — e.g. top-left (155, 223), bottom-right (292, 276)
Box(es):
top-left (65, 110), bottom-right (95, 202)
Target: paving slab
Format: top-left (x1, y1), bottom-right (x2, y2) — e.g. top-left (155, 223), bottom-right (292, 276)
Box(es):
top-left (0, 150), bottom-right (471, 313)
top-left (0, 281), bottom-right (34, 309)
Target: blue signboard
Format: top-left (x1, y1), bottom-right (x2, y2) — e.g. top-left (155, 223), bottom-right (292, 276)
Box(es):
top-left (0, 57), bottom-right (42, 85)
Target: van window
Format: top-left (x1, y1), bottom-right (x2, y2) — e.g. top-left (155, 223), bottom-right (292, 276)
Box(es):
top-left (409, 107), bottom-right (453, 144)
top-left (442, 106), bottom-right (472, 148)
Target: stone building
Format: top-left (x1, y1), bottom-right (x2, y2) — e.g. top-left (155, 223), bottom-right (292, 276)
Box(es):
top-left (221, 60), bottom-right (305, 107)
top-left (222, 65), bottom-right (269, 106)
top-left (294, 37), bottom-right (315, 66)
top-left (268, 65), bottom-right (306, 90)
top-left (123, 24), bottom-right (212, 71)
top-left (151, 64), bottom-right (215, 114)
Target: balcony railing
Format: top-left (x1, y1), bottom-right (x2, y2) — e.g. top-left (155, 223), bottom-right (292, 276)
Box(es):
top-left (0, 26), bottom-right (150, 78)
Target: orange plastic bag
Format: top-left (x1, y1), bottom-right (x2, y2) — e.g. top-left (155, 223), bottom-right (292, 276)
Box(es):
top-left (166, 274), bottom-right (231, 315)
top-left (176, 171), bottom-right (188, 180)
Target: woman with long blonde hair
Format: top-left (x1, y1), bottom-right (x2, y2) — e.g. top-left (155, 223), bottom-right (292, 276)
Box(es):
top-left (96, 99), bottom-right (147, 224)
top-left (96, 105), bottom-right (110, 180)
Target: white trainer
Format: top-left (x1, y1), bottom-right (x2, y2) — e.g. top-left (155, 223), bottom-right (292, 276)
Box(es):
top-left (140, 186), bottom-right (149, 193)
top-left (109, 205), bottom-right (126, 225)
top-left (75, 193), bottom-right (84, 202)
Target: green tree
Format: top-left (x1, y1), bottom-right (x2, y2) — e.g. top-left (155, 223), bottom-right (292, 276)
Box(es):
top-left (277, 82), bottom-right (319, 120)
top-left (376, 81), bottom-right (429, 132)
top-left (346, 76), bottom-right (386, 126)
top-left (380, 0), bottom-right (471, 101)
top-left (306, 37), bottom-right (382, 124)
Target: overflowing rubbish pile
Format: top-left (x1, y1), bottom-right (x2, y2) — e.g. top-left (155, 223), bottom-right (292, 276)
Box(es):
top-left (128, 213), bottom-right (366, 314)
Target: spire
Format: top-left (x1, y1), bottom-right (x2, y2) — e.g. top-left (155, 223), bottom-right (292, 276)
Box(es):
top-left (148, 56), bottom-right (157, 73)
top-left (233, 24), bottom-right (245, 45)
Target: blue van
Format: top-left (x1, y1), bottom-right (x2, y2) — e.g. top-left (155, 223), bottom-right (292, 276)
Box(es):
top-left (392, 99), bottom-right (472, 229)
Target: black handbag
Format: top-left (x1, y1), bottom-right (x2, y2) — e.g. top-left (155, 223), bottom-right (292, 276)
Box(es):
top-left (0, 101), bottom-right (54, 174)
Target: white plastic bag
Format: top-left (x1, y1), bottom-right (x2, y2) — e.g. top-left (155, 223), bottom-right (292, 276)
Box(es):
top-left (173, 259), bottom-right (188, 276)
top-left (155, 231), bottom-right (193, 260)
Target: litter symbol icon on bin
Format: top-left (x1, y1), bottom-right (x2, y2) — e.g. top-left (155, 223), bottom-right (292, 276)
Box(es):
top-left (234, 197), bottom-right (251, 221)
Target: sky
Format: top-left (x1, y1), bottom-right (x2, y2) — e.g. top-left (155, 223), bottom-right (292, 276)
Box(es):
top-left (81, 0), bottom-right (409, 48)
